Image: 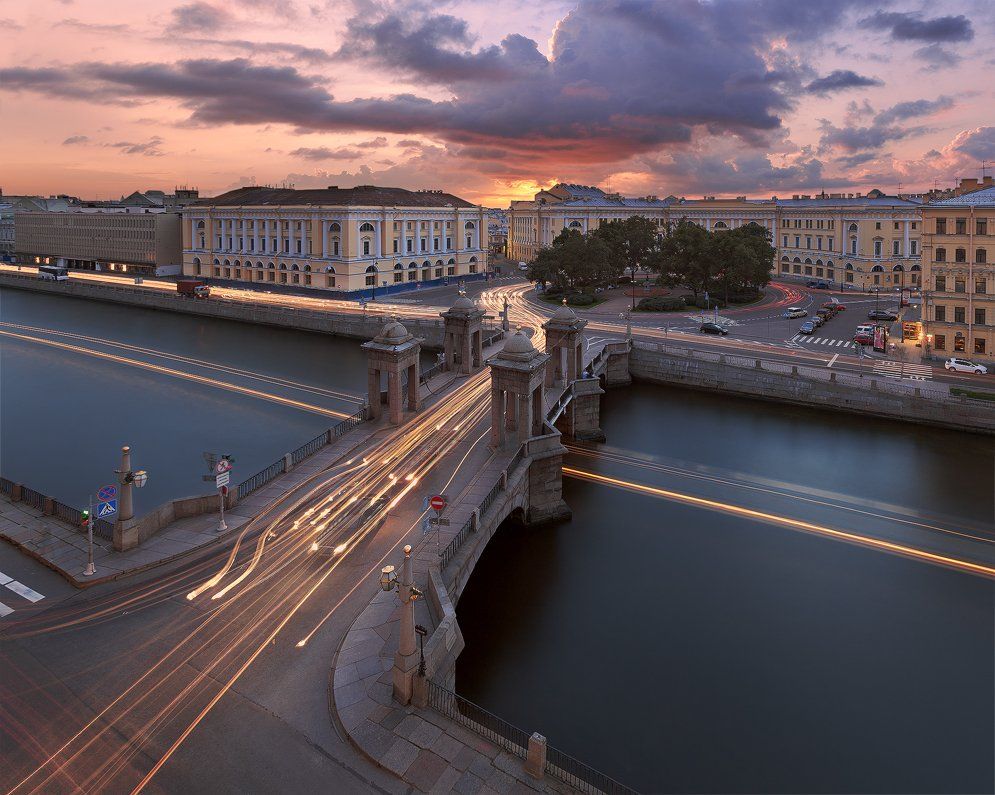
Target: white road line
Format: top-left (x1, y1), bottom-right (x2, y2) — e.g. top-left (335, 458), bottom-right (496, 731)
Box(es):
top-left (0, 571), bottom-right (12, 585)
top-left (5, 580), bottom-right (44, 602)
top-left (0, 602), bottom-right (13, 618)
top-left (827, 354), bottom-right (839, 367)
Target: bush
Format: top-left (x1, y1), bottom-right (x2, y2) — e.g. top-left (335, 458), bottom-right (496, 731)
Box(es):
top-left (726, 289), bottom-right (762, 304)
top-left (635, 296), bottom-right (685, 312)
top-left (687, 295), bottom-right (726, 309)
top-left (566, 293), bottom-right (596, 306)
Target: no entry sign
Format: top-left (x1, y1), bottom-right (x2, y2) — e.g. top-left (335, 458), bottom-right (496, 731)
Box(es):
top-left (429, 495), bottom-right (446, 512)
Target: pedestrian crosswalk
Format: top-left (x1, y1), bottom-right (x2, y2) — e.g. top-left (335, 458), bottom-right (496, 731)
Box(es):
top-left (791, 335), bottom-right (855, 348)
top-left (0, 570), bottom-right (46, 619)
top-left (873, 362), bottom-right (934, 381)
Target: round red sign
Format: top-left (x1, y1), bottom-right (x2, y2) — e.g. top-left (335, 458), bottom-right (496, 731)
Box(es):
top-left (429, 495), bottom-right (446, 512)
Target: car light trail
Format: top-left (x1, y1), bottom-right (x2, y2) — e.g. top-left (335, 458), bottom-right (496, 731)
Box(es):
top-left (563, 467), bottom-right (995, 579)
top-left (0, 329), bottom-right (350, 419)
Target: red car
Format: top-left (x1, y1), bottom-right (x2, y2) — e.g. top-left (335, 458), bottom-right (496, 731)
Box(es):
top-left (854, 331), bottom-right (874, 345)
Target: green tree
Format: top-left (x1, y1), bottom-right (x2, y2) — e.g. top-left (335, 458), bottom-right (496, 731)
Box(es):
top-left (657, 219), bottom-right (712, 299)
top-left (591, 216), bottom-right (662, 305)
top-left (528, 229), bottom-right (609, 292)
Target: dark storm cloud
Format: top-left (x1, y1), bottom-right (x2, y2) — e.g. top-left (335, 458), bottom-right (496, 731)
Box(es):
top-left (0, 0), bottom-right (867, 167)
top-left (874, 96), bottom-right (954, 125)
top-left (833, 151), bottom-right (879, 169)
top-left (172, 37), bottom-right (333, 64)
top-left (168, 2), bottom-right (232, 33)
top-left (805, 70), bottom-right (883, 96)
top-left (863, 11), bottom-right (974, 43)
top-left (62, 135), bottom-right (89, 145)
top-left (818, 95), bottom-right (955, 154)
top-left (289, 146), bottom-right (362, 160)
top-left (914, 44), bottom-right (963, 72)
top-left (106, 136), bottom-right (165, 156)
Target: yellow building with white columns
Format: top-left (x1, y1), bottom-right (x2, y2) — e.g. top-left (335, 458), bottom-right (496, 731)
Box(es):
top-left (182, 186), bottom-right (487, 293)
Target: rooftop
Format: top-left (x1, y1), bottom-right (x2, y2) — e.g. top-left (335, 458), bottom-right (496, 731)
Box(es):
top-left (928, 185), bottom-right (995, 208)
top-left (197, 185), bottom-right (477, 209)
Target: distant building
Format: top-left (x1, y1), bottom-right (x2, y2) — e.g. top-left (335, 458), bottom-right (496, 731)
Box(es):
top-left (14, 211), bottom-right (183, 276)
top-left (921, 178), bottom-right (995, 362)
top-left (487, 209), bottom-right (508, 256)
top-left (181, 185), bottom-right (487, 293)
top-left (0, 202), bottom-right (13, 258)
top-left (508, 183), bottom-right (921, 289)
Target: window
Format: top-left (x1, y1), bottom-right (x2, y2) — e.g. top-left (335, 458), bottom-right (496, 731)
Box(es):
top-left (806, 236), bottom-right (812, 249)
top-left (845, 272), bottom-right (853, 283)
top-left (393, 272), bottom-right (403, 283)
top-left (975, 308), bottom-right (986, 325)
top-left (331, 240), bottom-right (339, 256)
top-left (817, 237), bottom-right (822, 250)
top-left (363, 240), bottom-right (370, 256)
top-left (910, 240), bottom-right (918, 256)
top-left (977, 248), bottom-right (987, 264)
top-left (794, 235), bottom-right (800, 248)
top-left (954, 306), bottom-right (965, 323)
top-left (935, 305), bottom-right (946, 322)
top-left (955, 277), bottom-right (965, 293)
top-left (954, 334), bottom-right (966, 352)
top-left (955, 248), bottom-right (966, 263)
top-left (893, 240), bottom-right (900, 256)
top-left (850, 238), bottom-right (857, 254)
top-left (977, 219), bottom-right (988, 236)
top-left (420, 238), bottom-right (426, 252)
top-left (359, 222), bottom-right (375, 232)
top-left (894, 222), bottom-right (900, 231)
top-left (936, 275), bottom-right (946, 291)
top-left (406, 239), bottom-right (413, 253)
top-left (393, 239), bottom-right (399, 253)
top-left (875, 222), bottom-right (881, 230)
top-left (976, 338), bottom-right (987, 354)
top-left (434, 238), bottom-right (440, 251)
top-left (782, 235), bottom-right (788, 247)
top-left (435, 267), bottom-right (443, 278)
top-left (874, 274), bottom-right (880, 285)
top-left (447, 266), bottom-right (455, 276)
top-left (955, 218), bottom-right (967, 235)
top-left (446, 237), bottom-right (451, 249)
top-left (977, 278), bottom-right (987, 294)
top-left (935, 218), bottom-right (946, 234)
top-left (935, 248), bottom-right (946, 263)
top-left (873, 240), bottom-right (882, 257)
top-left (911, 222), bottom-right (917, 230)
top-left (934, 334), bottom-right (945, 350)
top-left (466, 236), bottom-right (472, 248)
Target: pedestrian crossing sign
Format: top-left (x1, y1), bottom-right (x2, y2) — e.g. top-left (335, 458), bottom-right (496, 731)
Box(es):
top-left (97, 500), bottom-right (117, 518)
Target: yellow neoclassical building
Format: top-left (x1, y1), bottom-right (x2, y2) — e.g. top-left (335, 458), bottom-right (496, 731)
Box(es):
top-left (921, 178), bottom-right (995, 362)
top-left (182, 186), bottom-right (487, 293)
top-left (508, 184), bottom-right (922, 291)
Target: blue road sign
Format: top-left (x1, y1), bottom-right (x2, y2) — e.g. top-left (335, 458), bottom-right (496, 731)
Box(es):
top-left (97, 500), bottom-right (118, 518)
top-left (97, 484), bottom-right (117, 502)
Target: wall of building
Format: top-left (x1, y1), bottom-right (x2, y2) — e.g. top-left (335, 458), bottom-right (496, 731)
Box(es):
top-left (182, 205), bottom-right (488, 293)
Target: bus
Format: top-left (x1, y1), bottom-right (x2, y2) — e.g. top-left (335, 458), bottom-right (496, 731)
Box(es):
top-left (38, 265), bottom-right (69, 281)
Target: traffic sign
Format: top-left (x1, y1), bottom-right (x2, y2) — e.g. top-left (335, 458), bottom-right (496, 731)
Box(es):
top-left (97, 500), bottom-right (117, 518)
top-left (97, 484), bottom-right (117, 502)
top-left (428, 517), bottom-right (451, 527)
top-left (216, 471), bottom-right (230, 488)
top-left (215, 459), bottom-right (232, 475)
top-left (429, 495), bottom-right (446, 512)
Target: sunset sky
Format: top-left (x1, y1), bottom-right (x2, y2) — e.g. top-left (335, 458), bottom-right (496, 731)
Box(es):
top-left (1, 0), bottom-right (993, 206)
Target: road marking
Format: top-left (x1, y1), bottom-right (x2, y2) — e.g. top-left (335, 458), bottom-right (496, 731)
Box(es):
top-left (0, 602), bottom-right (13, 618)
top-left (0, 571), bottom-right (12, 585)
top-left (827, 354), bottom-right (839, 368)
top-left (4, 579), bottom-right (44, 602)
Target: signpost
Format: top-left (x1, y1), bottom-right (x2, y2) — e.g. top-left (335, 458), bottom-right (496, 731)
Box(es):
top-left (428, 495), bottom-right (448, 554)
top-left (214, 457), bottom-right (233, 532)
top-left (429, 495), bottom-right (446, 512)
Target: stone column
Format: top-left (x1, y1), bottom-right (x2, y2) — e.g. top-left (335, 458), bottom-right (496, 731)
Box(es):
top-left (321, 220), bottom-right (327, 258)
top-left (118, 445), bottom-right (134, 522)
top-left (490, 387), bottom-right (505, 447)
top-left (368, 368), bottom-right (381, 420)
top-left (275, 218), bottom-right (282, 257)
top-left (392, 545), bottom-right (419, 704)
top-left (505, 391), bottom-right (518, 438)
top-left (517, 392), bottom-right (531, 445)
top-left (387, 370), bottom-right (402, 425)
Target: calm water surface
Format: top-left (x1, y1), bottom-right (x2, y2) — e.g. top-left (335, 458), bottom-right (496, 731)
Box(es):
top-left (457, 383), bottom-right (995, 794)
top-left (0, 288), bottom-right (370, 510)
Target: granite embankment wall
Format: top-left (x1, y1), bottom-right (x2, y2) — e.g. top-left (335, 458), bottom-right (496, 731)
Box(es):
top-left (0, 272), bottom-right (447, 347)
top-left (630, 341), bottom-right (995, 434)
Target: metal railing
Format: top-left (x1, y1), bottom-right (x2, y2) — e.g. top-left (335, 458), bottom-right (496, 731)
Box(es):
top-left (439, 516), bottom-right (473, 569)
top-left (546, 745), bottom-right (637, 795)
top-left (420, 361), bottom-right (444, 384)
top-left (478, 477), bottom-right (504, 518)
top-left (428, 681), bottom-right (530, 755)
top-left (291, 429), bottom-right (329, 466)
top-left (0, 477), bottom-right (12, 496)
top-left (0, 482), bottom-right (115, 541)
top-left (235, 459), bottom-right (287, 500)
top-left (19, 486), bottom-right (45, 512)
top-left (428, 681), bottom-right (637, 795)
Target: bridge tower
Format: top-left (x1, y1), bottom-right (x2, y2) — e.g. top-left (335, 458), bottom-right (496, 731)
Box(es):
top-left (440, 293), bottom-right (485, 374)
top-left (362, 319), bottom-right (422, 425)
top-left (488, 330), bottom-right (549, 449)
top-left (541, 301), bottom-right (586, 388)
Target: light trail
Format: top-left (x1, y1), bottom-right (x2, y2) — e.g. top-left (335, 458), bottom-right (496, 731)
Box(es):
top-left (563, 467), bottom-right (995, 579)
top-left (0, 329), bottom-right (350, 419)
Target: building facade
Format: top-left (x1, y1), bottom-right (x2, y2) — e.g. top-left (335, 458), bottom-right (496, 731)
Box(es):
top-left (0, 203), bottom-right (13, 258)
top-left (182, 186), bottom-right (487, 293)
top-left (14, 210), bottom-right (183, 276)
top-left (921, 179), bottom-right (995, 362)
top-left (508, 184), bottom-right (921, 291)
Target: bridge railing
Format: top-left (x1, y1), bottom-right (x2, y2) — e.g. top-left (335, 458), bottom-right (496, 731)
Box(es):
top-left (0, 479), bottom-right (114, 541)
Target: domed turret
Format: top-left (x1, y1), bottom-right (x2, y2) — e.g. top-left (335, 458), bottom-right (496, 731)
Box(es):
top-left (450, 293), bottom-right (475, 312)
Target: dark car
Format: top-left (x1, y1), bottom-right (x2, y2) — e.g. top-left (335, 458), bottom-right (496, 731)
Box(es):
top-left (867, 309), bottom-right (898, 321)
top-left (699, 322), bottom-right (728, 336)
top-left (798, 320), bottom-right (816, 334)
top-left (815, 308), bottom-right (832, 321)
top-left (815, 282), bottom-right (830, 289)
top-left (806, 280), bottom-right (818, 287)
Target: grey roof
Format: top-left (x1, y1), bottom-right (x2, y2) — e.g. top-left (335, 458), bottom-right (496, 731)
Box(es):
top-left (197, 185), bottom-right (477, 208)
top-left (929, 186), bottom-right (995, 207)
top-left (775, 196), bottom-right (921, 208)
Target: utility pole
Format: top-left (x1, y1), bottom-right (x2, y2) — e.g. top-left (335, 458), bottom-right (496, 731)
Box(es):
top-left (84, 496), bottom-right (95, 577)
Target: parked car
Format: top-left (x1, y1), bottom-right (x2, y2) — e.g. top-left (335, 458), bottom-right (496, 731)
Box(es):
top-left (815, 308), bottom-right (832, 322)
top-left (867, 309), bottom-right (898, 321)
top-left (944, 357), bottom-right (988, 375)
top-left (805, 280), bottom-right (818, 288)
top-left (784, 307), bottom-right (807, 318)
top-left (815, 282), bottom-right (830, 289)
top-left (811, 315), bottom-right (824, 327)
top-left (798, 321), bottom-right (816, 334)
top-left (699, 322), bottom-right (728, 336)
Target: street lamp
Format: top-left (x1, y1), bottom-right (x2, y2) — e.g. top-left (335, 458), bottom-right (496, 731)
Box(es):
top-left (379, 564), bottom-right (397, 592)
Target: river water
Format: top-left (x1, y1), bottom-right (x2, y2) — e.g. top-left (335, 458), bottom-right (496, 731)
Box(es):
top-left (0, 289), bottom-right (368, 511)
top-left (457, 383), bottom-right (995, 794)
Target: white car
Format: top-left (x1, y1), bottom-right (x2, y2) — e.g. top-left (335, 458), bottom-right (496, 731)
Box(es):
top-left (944, 357), bottom-right (988, 375)
top-left (783, 307), bottom-right (807, 319)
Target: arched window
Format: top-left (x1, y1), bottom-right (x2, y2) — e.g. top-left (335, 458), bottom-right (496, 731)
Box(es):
top-left (447, 258), bottom-right (455, 265)
top-left (407, 261), bottom-right (417, 269)
top-left (815, 259), bottom-right (823, 266)
top-left (233, 260), bottom-right (241, 267)
top-left (804, 258), bottom-right (812, 264)
top-left (826, 260), bottom-right (834, 268)
top-left (935, 247), bottom-right (946, 262)
top-left (193, 257), bottom-right (201, 266)
top-left (329, 222), bottom-right (341, 232)
top-left (256, 261), bottom-right (263, 268)
top-left (196, 221), bottom-right (205, 229)
top-left (910, 264), bottom-right (921, 272)
top-left (977, 248), bottom-right (987, 264)
top-left (365, 264), bottom-right (377, 286)
top-left (304, 264), bottom-right (311, 272)
top-left (359, 222), bottom-right (375, 232)
top-left (793, 257), bottom-right (801, 263)
top-left (267, 262), bottom-right (275, 269)
top-left (223, 259), bottom-right (231, 266)
top-left (279, 263), bottom-right (287, 270)
top-left (781, 256), bottom-right (789, 261)
top-left (848, 223), bottom-right (858, 233)
top-left (845, 263), bottom-right (853, 270)
top-left (291, 264), bottom-right (299, 271)
top-left (324, 265), bottom-right (335, 273)
top-left (394, 262), bottom-right (404, 270)
top-left (892, 264), bottom-right (904, 272)
top-left (469, 256), bottom-right (477, 262)
top-left (568, 221), bottom-right (582, 228)
top-left (871, 264), bottom-right (884, 273)
top-left (464, 221), bottom-right (475, 229)
top-left (213, 258), bottom-right (220, 266)
top-left (713, 221), bottom-right (728, 229)
top-left (365, 265), bottom-right (377, 273)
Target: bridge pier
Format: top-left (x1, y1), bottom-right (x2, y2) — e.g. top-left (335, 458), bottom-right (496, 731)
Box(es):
top-left (557, 377), bottom-right (606, 442)
top-left (362, 319), bottom-right (422, 425)
top-left (488, 330), bottom-right (548, 449)
top-left (542, 301), bottom-right (586, 388)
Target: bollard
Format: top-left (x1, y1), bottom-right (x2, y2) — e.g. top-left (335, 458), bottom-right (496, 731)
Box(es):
top-left (284, 452), bottom-right (293, 472)
top-left (11, 484), bottom-right (22, 502)
top-left (525, 732), bottom-right (547, 779)
top-left (43, 496), bottom-right (54, 516)
top-left (830, 372), bottom-right (836, 383)
top-left (755, 359), bottom-right (762, 369)
top-left (791, 366), bottom-right (798, 376)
